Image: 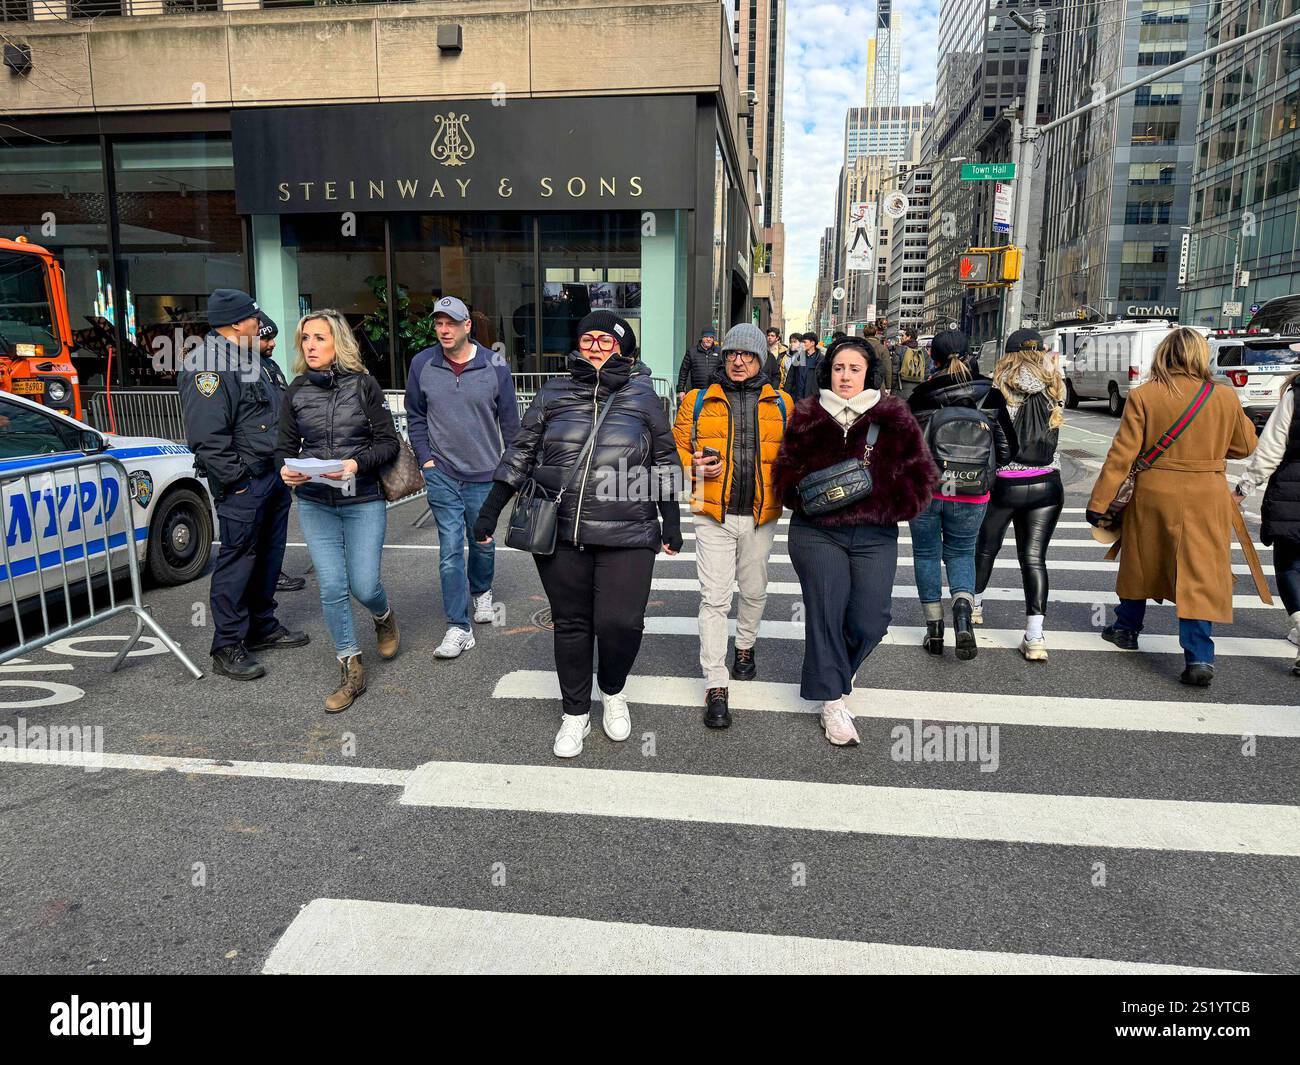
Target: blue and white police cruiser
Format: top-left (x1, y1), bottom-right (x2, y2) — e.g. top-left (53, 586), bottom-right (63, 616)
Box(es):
top-left (1, 390), bottom-right (214, 613)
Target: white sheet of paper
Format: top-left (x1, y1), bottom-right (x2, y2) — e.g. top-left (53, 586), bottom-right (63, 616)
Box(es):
top-left (284, 457), bottom-right (353, 492)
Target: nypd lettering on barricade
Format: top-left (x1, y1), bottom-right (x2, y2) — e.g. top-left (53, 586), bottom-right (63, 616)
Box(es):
top-left (5, 475), bottom-right (120, 547)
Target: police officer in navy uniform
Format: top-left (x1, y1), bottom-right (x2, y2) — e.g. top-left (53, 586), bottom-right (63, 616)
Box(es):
top-left (180, 289), bottom-right (308, 679)
top-left (256, 316), bottom-right (308, 595)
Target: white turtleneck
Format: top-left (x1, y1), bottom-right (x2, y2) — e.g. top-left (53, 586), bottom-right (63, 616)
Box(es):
top-left (818, 387), bottom-right (881, 429)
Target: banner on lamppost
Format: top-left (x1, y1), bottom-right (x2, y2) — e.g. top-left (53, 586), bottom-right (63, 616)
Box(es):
top-left (993, 182), bottom-right (1013, 235)
top-left (846, 201), bottom-right (875, 272)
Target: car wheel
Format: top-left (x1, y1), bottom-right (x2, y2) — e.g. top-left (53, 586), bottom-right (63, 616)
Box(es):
top-left (1064, 380), bottom-right (1079, 409)
top-left (146, 487), bottom-right (213, 586)
top-left (1107, 385), bottom-right (1125, 417)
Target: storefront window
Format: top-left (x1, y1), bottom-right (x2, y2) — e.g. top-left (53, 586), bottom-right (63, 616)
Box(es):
top-left (281, 212), bottom-right (388, 381)
top-left (391, 213), bottom-right (534, 377)
top-left (0, 139), bottom-right (114, 390)
top-left (538, 212), bottom-right (640, 373)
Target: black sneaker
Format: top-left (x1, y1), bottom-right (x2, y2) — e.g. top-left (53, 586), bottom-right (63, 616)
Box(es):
top-left (1101, 625), bottom-right (1139, 650)
top-left (704, 687), bottom-right (732, 729)
top-left (246, 625), bottom-right (310, 651)
top-left (731, 645), bottom-right (757, 681)
top-left (1180, 663), bottom-right (1215, 687)
top-left (276, 572), bottom-right (306, 592)
top-left (211, 643), bottom-right (266, 681)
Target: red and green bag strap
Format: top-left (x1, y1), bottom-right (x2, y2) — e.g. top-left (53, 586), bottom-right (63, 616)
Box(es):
top-left (1141, 380), bottom-right (1214, 466)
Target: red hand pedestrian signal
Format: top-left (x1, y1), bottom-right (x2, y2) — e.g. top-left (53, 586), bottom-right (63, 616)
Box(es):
top-left (959, 253), bottom-right (991, 282)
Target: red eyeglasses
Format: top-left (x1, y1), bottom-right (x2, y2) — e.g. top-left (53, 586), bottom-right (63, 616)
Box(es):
top-left (579, 333), bottom-right (618, 353)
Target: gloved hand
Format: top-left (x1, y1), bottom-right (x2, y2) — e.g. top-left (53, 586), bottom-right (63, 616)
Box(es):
top-left (658, 500), bottom-right (683, 553)
top-left (473, 481), bottom-right (516, 542)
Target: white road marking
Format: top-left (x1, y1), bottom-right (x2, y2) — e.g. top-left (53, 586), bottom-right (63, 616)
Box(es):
top-left (491, 670), bottom-right (1300, 737)
top-left (261, 900), bottom-right (1247, 975)
top-left (675, 530), bottom-right (1271, 551)
top-left (399, 760), bottom-right (1300, 856)
top-left (639, 616), bottom-right (1298, 658)
top-left (646, 579), bottom-right (1283, 610)
top-left (653, 553), bottom-right (1266, 576)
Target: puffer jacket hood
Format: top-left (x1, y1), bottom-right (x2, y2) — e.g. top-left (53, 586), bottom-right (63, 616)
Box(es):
top-left (494, 351), bottom-right (682, 548)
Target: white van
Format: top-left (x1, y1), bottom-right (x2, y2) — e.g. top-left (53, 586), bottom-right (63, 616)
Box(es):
top-left (1064, 319), bottom-right (1204, 416)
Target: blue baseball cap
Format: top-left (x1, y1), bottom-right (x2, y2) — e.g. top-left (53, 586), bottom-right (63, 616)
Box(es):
top-left (432, 295), bottom-right (470, 322)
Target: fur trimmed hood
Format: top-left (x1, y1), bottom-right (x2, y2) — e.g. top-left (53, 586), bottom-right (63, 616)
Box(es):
top-left (771, 393), bottom-right (939, 527)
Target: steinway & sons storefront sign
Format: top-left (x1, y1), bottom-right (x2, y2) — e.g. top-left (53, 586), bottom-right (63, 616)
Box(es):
top-left (233, 96), bottom-right (697, 214)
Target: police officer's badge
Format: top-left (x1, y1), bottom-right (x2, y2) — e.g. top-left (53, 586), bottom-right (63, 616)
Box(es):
top-left (128, 471), bottom-right (154, 509)
top-left (196, 371), bottom-right (220, 398)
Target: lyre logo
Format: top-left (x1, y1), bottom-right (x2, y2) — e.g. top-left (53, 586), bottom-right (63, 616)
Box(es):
top-left (430, 112), bottom-right (475, 167)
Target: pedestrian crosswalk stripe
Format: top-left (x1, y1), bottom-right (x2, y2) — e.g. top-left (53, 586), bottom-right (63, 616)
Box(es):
top-left (676, 530), bottom-right (1272, 552)
top-left (399, 760), bottom-right (1300, 856)
top-left (261, 900), bottom-right (1247, 975)
top-left (655, 553), bottom-right (1266, 576)
top-left (490, 670), bottom-right (1300, 738)
top-left (639, 616), bottom-right (1298, 658)
top-left (646, 579), bottom-right (1283, 611)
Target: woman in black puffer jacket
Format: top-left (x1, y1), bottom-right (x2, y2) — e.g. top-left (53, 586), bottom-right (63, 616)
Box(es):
top-left (276, 309), bottom-right (401, 713)
top-left (473, 311), bottom-right (684, 760)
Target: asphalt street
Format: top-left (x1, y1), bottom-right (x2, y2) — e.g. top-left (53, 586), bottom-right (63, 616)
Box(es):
top-left (1, 403), bottom-right (1297, 974)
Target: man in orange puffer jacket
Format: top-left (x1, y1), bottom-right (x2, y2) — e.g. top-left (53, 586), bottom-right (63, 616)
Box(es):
top-left (672, 323), bottom-right (793, 729)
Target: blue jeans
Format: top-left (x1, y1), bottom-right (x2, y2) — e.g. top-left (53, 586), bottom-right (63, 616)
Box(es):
top-left (1114, 598), bottom-right (1214, 666)
top-left (908, 497), bottom-right (988, 603)
top-left (296, 498), bottom-right (390, 658)
top-left (423, 466), bottom-right (494, 630)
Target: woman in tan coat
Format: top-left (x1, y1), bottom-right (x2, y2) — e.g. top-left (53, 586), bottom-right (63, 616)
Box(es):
top-left (1086, 328), bottom-right (1257, 687)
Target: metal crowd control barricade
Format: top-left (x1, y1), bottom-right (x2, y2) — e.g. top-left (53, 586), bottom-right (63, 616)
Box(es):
top-left (0, 452), bottom-right (203, 679)
top-left (85, 389), bottom-right (187, 443)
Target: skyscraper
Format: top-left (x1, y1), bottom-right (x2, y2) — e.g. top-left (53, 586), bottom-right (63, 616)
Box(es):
top-left (865, 1), bottom-right (903, 107)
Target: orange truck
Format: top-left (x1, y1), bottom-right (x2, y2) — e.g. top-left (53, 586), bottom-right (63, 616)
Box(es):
top-left (0, 235), bottom-right (82, 420)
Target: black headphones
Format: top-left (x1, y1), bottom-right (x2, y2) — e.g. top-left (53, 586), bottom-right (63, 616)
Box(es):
top-left (817, 337), bottom-right (873, 390)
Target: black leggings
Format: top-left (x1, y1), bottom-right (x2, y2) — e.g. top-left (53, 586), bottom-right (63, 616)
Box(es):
top-left (535, 541), bottom-right (657, 715)
top-left (1276, 536), bottom-right (1300, 616)
top-left (974, 474), bottom-right (1064, 616)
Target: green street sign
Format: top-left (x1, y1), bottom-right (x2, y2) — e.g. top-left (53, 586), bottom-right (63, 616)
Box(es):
top-left (961, 163), bottom-right (1016, 181)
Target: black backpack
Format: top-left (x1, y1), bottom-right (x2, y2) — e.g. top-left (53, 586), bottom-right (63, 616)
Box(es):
top-left (923, 402), bottom-right (996, 497)
top-left (1012, 391), bottom-right (1059, 467)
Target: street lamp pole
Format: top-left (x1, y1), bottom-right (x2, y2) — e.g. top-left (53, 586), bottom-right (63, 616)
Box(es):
top-left (1003, 7), bottom-right (1046, 333)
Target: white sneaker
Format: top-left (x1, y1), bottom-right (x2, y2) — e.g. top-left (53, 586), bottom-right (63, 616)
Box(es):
top-left (600, 688), bottom-right (631, 741)
top-left (1020, 635), bottom-right (1048, 661)
top-left (434, 626), bottom-right (476, 658)
top-left (472, 590), bottom-right (495, 624)
top-left (971, 604), bottom-right (984, 626)
top-left (553, 713), bottom-right (591, 758)
top-left (1288, 626), bottom-right (1298, 647)
top-left (820, 699), bottom-right (860, 746)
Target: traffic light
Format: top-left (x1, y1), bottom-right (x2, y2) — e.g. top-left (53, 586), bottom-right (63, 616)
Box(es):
top-left (959, 252), bottom-right (992, 283)
top-left (960, 246), bottom-right (1023, 286)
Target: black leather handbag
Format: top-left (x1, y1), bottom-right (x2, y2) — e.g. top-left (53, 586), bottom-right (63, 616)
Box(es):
top-left (796, 422), bottom-right (880, 516)
top-left (506, 394), bottom-right (618, 555)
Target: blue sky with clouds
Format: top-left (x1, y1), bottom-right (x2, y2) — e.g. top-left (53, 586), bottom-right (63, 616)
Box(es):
top-left (781, 1), bottom-right (940, 331)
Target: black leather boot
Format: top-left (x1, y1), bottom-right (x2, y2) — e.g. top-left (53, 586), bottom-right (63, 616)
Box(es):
top-left (922, 620), bottom-right (945, 655)
top-left (731, 645), bottom-right (757, 681)
top-left (211, 643), bottom-right (266, 681)
top-left (704, 687), bottom-right (732, 728)
top-left (952, 599), bottom-right (977, 661)
top-left (1180, 663), bottom-right (1215, 687)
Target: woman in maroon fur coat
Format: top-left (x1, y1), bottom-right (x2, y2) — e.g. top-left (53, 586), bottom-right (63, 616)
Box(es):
top-left (771, 337), bottom-right (938, 745)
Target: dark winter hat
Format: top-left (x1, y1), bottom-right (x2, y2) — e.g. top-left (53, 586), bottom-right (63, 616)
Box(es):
top-left (207, 288), bottom-right (261, 329)
top-left (257, 313), bottom-right (278, 341)
top-left (577, 310), bottom-right (637, 357)
top-left (701, 327), bottom-right (718, 340)
top-left (1006, 328), bottom-right (1044, 353)
top-left (930, 329), bottom-right (970, 361)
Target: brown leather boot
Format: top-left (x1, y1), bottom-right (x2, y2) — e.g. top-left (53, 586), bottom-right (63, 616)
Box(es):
top-left (325, 655), bottom-right (366, 713)
top-left (373, 610), bottom-right (400, 660)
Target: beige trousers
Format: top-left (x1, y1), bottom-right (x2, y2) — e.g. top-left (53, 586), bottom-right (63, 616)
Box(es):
top-left (694, 513), bottom-right (780, 687)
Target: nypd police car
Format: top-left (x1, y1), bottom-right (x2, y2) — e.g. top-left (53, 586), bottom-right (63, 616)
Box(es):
top-left (1208, 329), bottom-right (1300, 430)
top-left (0, 390), bottom-right (214, 614)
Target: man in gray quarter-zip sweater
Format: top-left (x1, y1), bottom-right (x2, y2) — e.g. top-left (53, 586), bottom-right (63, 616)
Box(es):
top-left (404, 295), bottom-right (520, 658)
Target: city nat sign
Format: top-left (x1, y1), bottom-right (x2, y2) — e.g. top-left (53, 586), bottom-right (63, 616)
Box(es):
top-left (233, 96), bottom-right (697, 215)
